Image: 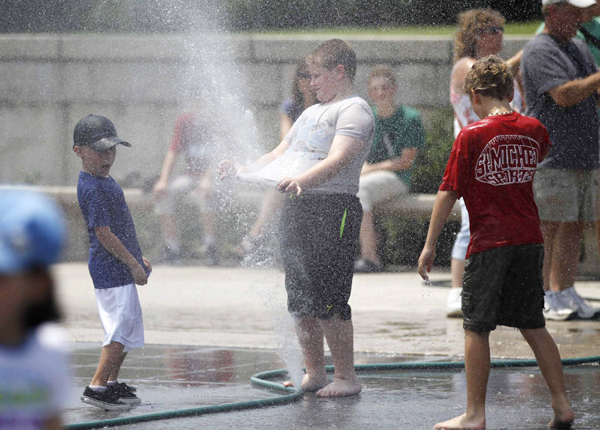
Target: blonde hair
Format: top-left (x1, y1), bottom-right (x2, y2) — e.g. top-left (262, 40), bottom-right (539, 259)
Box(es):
top-left (368, 65), bottom-right (397, 86)
top-left (464, 55), bottom-right (514, 100)
top-left (308, 39), bottom-right (357, 82)
top-left (454, 9), bottom-right (505, 64)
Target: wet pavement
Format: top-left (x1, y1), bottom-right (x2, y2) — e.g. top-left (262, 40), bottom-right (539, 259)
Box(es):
top-left (55, 263), bottom-right (600, 429)
top-left (65, 343), bottom-right (600, 430)
top-left (65, 344), bottom-right (600, 429)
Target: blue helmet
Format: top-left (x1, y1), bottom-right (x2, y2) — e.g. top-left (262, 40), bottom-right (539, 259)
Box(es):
top-left (0, 190), bottom-right (66, 274)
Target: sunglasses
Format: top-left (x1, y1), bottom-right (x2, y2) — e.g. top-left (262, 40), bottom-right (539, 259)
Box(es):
top-left (479, 26), bottom-right (504, 35)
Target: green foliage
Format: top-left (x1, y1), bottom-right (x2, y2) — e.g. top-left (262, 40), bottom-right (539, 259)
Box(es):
top-left (410, 105), bottom-right (455, 194)
top-left (0, 1), bottom-right (541, 33)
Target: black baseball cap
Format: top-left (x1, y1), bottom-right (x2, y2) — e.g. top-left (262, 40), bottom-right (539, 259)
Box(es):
top-left (73, 115), bottom-right (131, 151)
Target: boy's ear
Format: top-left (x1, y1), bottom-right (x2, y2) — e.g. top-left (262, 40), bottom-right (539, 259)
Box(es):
top-left (73, 145), bottom-right (84, 158)
top-left (469, 89), bottom-right (479, 105)
top-left (334, 64), bottom-right (346, 80)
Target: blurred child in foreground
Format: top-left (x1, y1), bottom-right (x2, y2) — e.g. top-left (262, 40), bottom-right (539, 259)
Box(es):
top-left (0, 190), bottom-right (70, 429)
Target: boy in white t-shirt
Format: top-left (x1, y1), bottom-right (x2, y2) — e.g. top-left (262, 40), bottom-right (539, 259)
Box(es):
top-left (0, 190), bottom-right (71, 430)
top-left (219, 39), bottom-right (374, 397)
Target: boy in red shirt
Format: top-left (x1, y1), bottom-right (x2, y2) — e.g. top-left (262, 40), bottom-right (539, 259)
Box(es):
top-left (418, 56), bottom-right (574, 430)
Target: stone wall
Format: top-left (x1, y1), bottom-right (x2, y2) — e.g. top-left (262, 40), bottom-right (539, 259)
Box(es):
top-left (0, 34), bottom-right (529, 187)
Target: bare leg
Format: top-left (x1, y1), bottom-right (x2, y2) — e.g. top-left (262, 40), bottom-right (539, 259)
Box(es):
top-left (434, 330), bottom-right (488, 430)
top-left (108, 352), bottom-right (127, 382)
top-left (283, 317), bottom-right (328, 391)
top-left (445, 259), bottom-right (465, 318)
top-left (316, 317), bottom-right (361, 397)
top-left (540, 221), bottom-right (559, 292)
top-left (199, 175), bottom-right (217, 245)
top-left (358, 211), bottom-right (381, 266)
top-left (550, 222), bottom-right (583, 292)
top-left (451, 258), bottom-right (465, 289)
top-left (159, 214), bottom-right (179, 248)
top-left (202, 210), bottom-right (217, 241)
top-left (520, 328), bottom-right (574, 428)
top-left (248, 189), bottom-right (282, 238)
top-left (90, 342), bottom-right (125, 387)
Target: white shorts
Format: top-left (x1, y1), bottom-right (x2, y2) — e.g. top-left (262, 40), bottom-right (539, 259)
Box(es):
top-left (153, 175), bottom-right (203, 216)
top-left (154, 174), bottom-right (229, 216)
top-left (357, 171), bottom-right (408, 212)
top-left (451, 198), bottom-right (470, 261)
top-left (95, 284), bottom-right (144, 353)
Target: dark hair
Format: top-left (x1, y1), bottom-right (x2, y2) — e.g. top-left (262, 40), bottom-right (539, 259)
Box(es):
top-left (308, 39), bottom-right (357, 82)
top-left (6, 267), bottom-right (61, 330)
top-left (454, 9), bottom-right (505, 63)
top-left (464, 55), bottom-right (514, 100)
top-left (291, 59), bottom-right (311, 109)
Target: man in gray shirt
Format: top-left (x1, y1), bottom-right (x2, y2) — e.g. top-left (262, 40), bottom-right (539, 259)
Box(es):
top-left (521, 0), bottom-right (600, 320)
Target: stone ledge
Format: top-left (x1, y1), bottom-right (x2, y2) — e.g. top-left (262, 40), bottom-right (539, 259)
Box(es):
top-left (0, 34), bottom-right (532, 63)
top-left (3, 184), bottom-right (598, 275)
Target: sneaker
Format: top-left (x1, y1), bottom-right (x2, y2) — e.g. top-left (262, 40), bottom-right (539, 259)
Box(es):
top-left (81, 386), bottom-right (131, 411)
top-left (543, 291), bottom-right (577, 321)
top-left (354, 258), bottom-right (383, 273)
top-left (561, 287), bottom-right (598, 319)
top-left (109, 383), bottom-right (141, 405)
top-left (115, 381), bottom-right (137, 393)
top-left (446, 288), bottom-right (463, 318)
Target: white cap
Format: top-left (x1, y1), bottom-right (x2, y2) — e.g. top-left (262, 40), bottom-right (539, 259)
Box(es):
top-left (542, 0), bottom-right (597, 7)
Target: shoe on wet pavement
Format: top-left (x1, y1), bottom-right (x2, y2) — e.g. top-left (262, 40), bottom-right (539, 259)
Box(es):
top-left (543, 291), bottom-right (577, 321)
top-left (81, 386), bottom-right (131, 411)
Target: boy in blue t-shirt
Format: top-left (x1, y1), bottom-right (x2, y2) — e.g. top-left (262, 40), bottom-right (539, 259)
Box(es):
top-left (74, 115), bottom-right (151, 410)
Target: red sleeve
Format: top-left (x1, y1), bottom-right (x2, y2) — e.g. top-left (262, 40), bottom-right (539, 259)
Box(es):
top-left (169, 113), bottom-right (194, 153)
top-left (439, 131), bottom-right (469, 198)
top-left (539, 124), bottom-right (551, 162)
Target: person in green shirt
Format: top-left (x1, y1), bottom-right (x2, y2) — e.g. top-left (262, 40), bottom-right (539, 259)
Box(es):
top-left (354, 66), bottom-right (426, 272)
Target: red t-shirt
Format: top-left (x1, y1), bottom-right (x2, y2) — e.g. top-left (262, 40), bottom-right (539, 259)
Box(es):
top-left (169, 113), bottom-right (210, 177)
top-left (440, 112), bottom-right (550, 258)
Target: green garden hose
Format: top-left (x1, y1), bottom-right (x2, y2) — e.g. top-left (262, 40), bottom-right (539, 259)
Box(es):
top-left (66, 355), bottom-right (600, 429)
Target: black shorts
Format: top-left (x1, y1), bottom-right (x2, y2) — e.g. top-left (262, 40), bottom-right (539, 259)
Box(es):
top-left (462, 244), bottom-right (546, 333)
top-left (280, 193), bottom-right (362, 320)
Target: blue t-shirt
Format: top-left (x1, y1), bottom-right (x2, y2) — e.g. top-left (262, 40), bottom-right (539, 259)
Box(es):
top-left (280, 98), bottom-right (304, 123)
top-left (77, 171), bottom-right (145, 289)
top-left (522, 34), bottom-right (599, 170)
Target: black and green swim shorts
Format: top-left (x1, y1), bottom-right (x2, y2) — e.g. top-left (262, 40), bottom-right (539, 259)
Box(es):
top-left (280, 193), bottom-right (362, 321)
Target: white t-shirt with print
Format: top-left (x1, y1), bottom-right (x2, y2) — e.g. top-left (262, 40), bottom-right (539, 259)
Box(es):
top-left (0, 323), bottom-right (71, 429)
top-left (266, 96), bottom-right (375, 194)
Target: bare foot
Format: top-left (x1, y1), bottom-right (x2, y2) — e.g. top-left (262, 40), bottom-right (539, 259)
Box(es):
top-left (283, 373), bottom-right (327, 392)
top-left (548, 409), bottom-right (574, 429)
top-left (433, 413), bottom-right (485, 430)
top-left (315, 377), bottom-right (361, 397)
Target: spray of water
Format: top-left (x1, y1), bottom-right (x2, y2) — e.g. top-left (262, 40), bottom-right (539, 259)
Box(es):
top-left (249, 276), bottom-right (305, 389)
top-left (180, 5), bottom-right (304, 388)
top-left (180, 24), bottom-right (263, 165)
